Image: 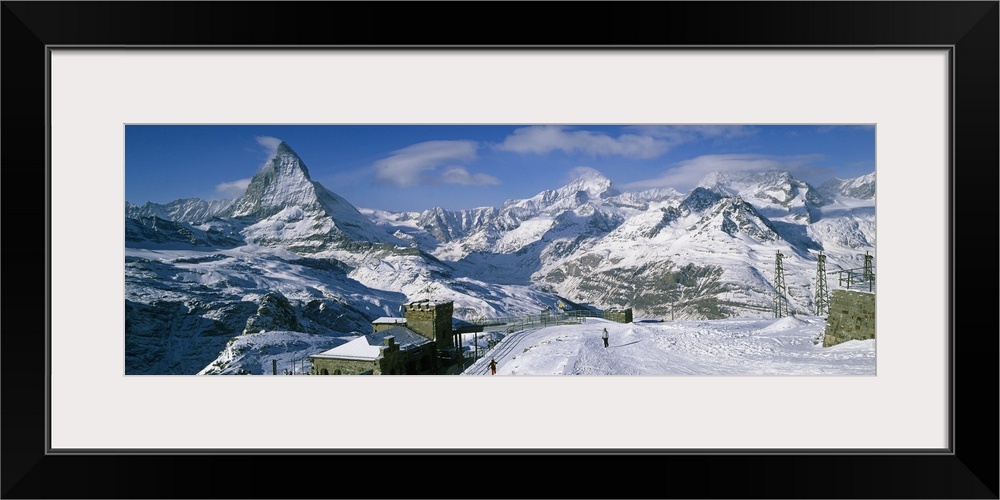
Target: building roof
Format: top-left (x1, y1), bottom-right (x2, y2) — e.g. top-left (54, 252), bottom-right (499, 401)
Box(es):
top-left (372, 317), bottom-right (407, 324)
top-left (369, 327), bottom-right (432, 349)
top-left (406, 300), bottom-right (452, 307)
top-left (311, 336), bottom-right (381, 361)
top-left (310, 327), bottom-right (432, 361)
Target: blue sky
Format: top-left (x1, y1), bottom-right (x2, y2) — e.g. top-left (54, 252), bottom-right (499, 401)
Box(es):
top-left (125, 125), bottom-right (875, 212)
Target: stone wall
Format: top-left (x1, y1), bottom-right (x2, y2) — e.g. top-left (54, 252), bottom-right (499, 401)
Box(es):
top-left (372, 318), bottom-right (407, 333)
top-left (310, 343), bottom-right (437, 375)
top-left (310, 336), bottom-right (409, 375)
top-left (604, 308), bottom-right (633, 323)
top-left (375, 339), bottom-right (406, 375)
top-left (823, 289), bottom-right (875, 347)
top-left (311, 356), bottom-right (377, 375)
top-left (404, 301), bottom-right (454, 348)
top-left (403, 344), bottom-right (439, 375)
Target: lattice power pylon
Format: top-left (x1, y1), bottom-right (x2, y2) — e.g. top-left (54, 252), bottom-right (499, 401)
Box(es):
top-left (814, 252), bottom-right (829, 315)
top-left (773, 251), bottom-right (789, 318)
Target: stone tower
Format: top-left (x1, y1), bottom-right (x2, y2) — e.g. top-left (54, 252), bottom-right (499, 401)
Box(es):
top-left (403, 300), bottom-right (454, 349)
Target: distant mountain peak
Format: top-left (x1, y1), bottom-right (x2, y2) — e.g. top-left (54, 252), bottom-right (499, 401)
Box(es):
top-left (267, 141), bottom-right (311, 179)
top-left (680, 186), bottom-right (724, 213)
top-left (228, 143), bottom-right (316, 218)
top-left (818, 171), bottom-right (875, 200)
top-left (697, 169), bottom-right (794, 192)
top-left (561, 168), bottom-right (620, 200)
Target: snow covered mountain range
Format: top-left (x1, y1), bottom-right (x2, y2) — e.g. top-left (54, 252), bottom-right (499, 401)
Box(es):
top-left (125, 142), bottom-right (875, 374)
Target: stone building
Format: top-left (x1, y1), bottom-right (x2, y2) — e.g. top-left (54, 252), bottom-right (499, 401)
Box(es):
top-left (309, 300), bottom-right (455, 375)
top-left (309, 327), bottom-right (436, 375)
top-left (604, 308), bottom-right (633, 323)
top-left (402, 300), bottom-right (454, 349)
top-left (371, 317), bottom-right (407, 332)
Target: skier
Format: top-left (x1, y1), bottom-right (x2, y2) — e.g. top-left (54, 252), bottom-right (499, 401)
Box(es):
top-left (488, 358), bottom-right (498, 375)
top-left (602, 328), bottom-right (609, 348)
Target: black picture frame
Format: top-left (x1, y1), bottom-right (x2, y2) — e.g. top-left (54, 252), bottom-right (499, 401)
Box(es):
top-left (3, 2), bottom-right (997, 498)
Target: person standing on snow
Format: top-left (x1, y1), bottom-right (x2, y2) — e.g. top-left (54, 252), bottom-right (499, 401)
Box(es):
top-left (488, 358), bottom-right (498, 375)
top-left (602, 328), bottom-right (609, 348)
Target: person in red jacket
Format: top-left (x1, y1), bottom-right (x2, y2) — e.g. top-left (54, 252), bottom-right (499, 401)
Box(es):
top-left (488, 358), bottom-right (498, 375)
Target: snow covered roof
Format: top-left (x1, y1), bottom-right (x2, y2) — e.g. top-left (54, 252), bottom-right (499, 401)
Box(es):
top-left (311, 336), bottom-right (381, 361)
top-left (372, 317), bottom-right (407, 325)
top-left (369, 327), bottom-right (432, 350)
top-left (310, 327), bottom-right (432, 361)
top-left (406, 299), bottom-right (451, 307)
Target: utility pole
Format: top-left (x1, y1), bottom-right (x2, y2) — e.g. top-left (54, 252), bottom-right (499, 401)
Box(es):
top-left (814, 252), bottom-right (829, 316)
top-left (773, 251), bottom-right (788, 318)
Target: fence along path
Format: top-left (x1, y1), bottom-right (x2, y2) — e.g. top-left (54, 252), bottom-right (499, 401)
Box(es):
top-left (462, 310), bottom-right (605, 375)
top-left (462, 309), bottom-right (604, 330)
top-left (464, 327), bottom-right (541, 375)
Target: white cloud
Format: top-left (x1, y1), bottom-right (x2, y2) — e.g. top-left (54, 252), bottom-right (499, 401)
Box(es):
top-left (255, 135), bottom-right (282, 155)
top-left (623, 154), bottom-right (825, 192)
top-left (497, 126), bottom-right (671, 159)
top-left (441, 167), bottom-right (501, 186)
top-left (372, 140), bottom-right (481, 187)
top-left (254, 136), bottom-right (285, 171)
top-left (215, 178), bottom-right (251, 198)
top-left (565, 166), bottom-right (608, 181)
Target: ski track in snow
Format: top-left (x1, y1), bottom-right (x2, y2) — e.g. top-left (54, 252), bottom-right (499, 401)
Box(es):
top-left (464, 317), bottom-right (874, 376)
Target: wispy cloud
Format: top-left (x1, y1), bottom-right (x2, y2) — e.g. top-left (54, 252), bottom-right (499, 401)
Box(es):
top-left (623, 153), bottom-right (826, 192)
top-left (255, 135), bottom-right (282, 155)
top-left (441, 167), bottom-right (501, 186)
top-left (215, 178), bottom-right (252, 198)
top-left (496, 126), bottom-right (671, 159)
top-left (372, 140), bottom-right (489, 187)
top-left (567, 165), bottom-right (606, 180)
top-left (253, 136), bottom-right (284, 171)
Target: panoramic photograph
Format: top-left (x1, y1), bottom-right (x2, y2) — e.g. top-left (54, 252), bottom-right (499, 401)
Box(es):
top-left (125, 124), bottom-right (876, 376)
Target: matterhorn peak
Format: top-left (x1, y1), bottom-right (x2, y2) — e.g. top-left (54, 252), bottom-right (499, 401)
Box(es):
top-left (225, 141), bottom-right (322, 219)
top-left (221, 141), bottom-right (406, 246)
top-left (265, 141), bottom-right (311, 178)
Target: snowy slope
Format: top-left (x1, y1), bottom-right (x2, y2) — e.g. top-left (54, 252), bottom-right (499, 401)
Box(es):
top-left (463, 317), bottom-right (874, 376)
top-left (198, 330), bottom-right (352, 375)
top-left (377, 168), bottom-right (876, 320)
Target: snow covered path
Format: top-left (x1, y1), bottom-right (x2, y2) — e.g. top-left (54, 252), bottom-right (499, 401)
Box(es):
top-left (463, 316), bottom-right (875, 376)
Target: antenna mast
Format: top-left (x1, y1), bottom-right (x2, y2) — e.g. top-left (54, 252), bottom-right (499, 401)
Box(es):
top-left (814, 252), bottom-right (829, 315)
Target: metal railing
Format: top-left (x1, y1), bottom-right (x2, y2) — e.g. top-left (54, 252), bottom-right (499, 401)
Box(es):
top-left (453, 310), bottom-right (605, 369)
top-left (829, 267), bottom-right (876, 292)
